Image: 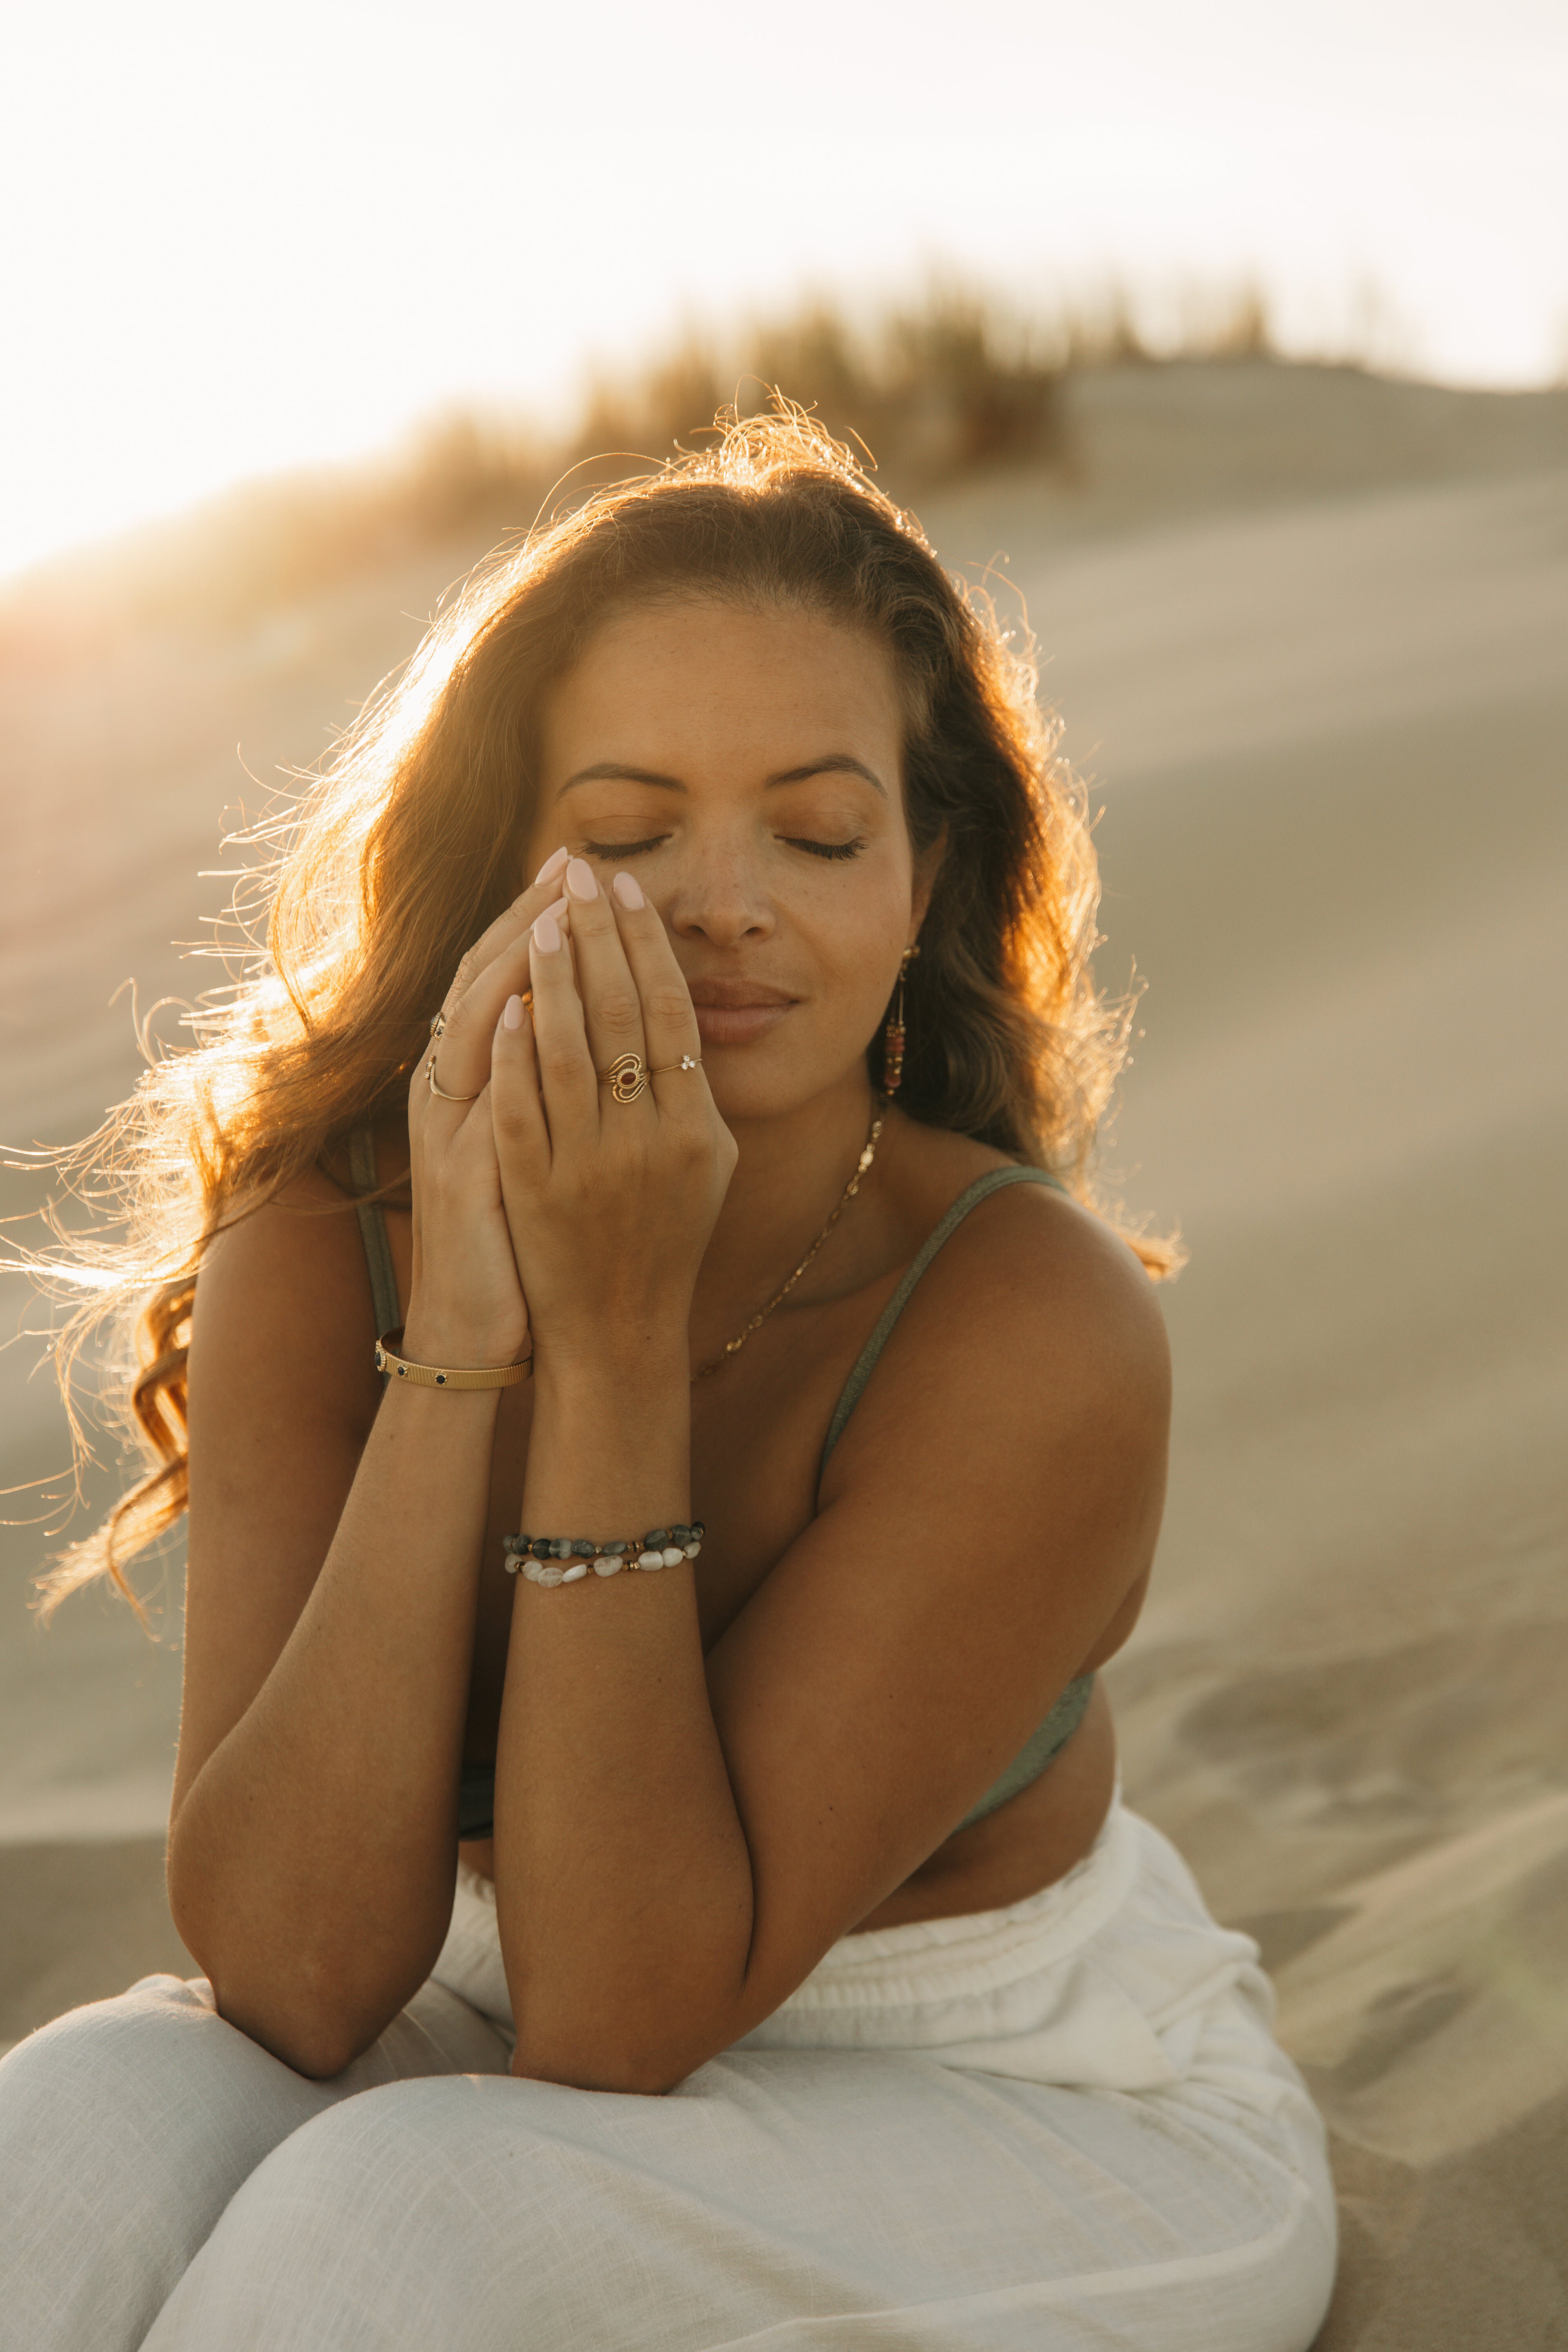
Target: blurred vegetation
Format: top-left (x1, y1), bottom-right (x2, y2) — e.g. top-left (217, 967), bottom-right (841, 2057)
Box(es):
top-left (2, 281), bottom-right (1280, 648)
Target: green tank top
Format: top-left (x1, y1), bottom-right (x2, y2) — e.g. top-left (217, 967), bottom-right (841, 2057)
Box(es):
top-left (347, 1132), bottom-right (1095, 1841)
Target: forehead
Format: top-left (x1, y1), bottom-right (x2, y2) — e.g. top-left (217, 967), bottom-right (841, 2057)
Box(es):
top-left (538, 597), bottom-right (905, 780)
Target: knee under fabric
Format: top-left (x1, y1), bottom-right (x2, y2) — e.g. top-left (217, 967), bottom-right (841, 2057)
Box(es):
top-left (0, 1820), bottom-right (1334, 2352)
top-left (0, 1972), bottom-right (510, 2352)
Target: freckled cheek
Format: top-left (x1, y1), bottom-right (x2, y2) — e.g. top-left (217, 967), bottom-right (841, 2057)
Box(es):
top-left (788, 876), bottom-right (913, 1044)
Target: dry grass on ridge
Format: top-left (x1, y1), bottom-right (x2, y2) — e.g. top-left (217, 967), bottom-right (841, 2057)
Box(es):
top-left (1, 281), bottom-right (1280, 649)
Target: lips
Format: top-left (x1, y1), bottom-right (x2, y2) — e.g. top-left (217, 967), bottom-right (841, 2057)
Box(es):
top-left (685, 977), bottom-right (799, 1048)
top-left (685, 979), bottom-right (797, 1009)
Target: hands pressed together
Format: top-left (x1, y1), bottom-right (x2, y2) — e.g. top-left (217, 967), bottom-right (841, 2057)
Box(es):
top-left (404, 850), bottom-right (737, 1376)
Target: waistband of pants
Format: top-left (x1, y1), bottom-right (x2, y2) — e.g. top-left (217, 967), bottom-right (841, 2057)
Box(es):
top-left (433, 1796), bottom-right (1294, 2107)
top-left (768, 1788), bottom-right (1138, 2016)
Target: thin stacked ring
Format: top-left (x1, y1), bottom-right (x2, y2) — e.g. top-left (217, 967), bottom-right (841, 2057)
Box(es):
top-left (426, 1050), bottom-right (480, 1103)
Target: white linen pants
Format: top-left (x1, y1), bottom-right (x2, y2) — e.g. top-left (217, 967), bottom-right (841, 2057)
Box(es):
top-left (0, 1803), bottom-right (1336, 2350)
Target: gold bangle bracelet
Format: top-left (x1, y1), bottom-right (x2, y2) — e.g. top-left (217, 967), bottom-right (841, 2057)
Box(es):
top-left (374, 1328), bottom-right (533, 1390)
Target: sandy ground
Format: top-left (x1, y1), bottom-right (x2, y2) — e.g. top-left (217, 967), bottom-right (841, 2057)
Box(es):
top-left (2, 361), bottom-right (1566, 2347)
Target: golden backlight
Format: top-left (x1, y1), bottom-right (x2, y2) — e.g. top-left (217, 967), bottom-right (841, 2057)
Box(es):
top-left (1, 0), bottom-right (1564, 578)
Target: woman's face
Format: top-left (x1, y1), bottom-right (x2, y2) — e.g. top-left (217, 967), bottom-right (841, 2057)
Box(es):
top-left (526, 596), bottom-right (934, 1124)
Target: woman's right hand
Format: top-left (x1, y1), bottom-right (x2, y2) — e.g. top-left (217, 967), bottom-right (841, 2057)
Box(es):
top-left (402, 847), bottom-right (572, 1366)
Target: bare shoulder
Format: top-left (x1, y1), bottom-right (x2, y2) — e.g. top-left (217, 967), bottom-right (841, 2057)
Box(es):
top-left (824, 1134), bottom-right (1170, 1507)
top-left (934, 1174), bottom-right (1169, 1410)
top-left (881, 1119), bottom-right (1166, 1398)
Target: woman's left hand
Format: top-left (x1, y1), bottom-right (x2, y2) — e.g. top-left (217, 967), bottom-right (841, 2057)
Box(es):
top-left (490, 859), bottom-right (737, 1365)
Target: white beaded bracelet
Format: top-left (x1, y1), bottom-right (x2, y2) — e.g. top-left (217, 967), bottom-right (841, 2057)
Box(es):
top-left (502, 1523), bottom-right (704, 1585)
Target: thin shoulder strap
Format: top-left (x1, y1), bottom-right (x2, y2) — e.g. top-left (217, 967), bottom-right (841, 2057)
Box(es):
top-left (820, 1164), bottom-right (1066, 1474)
top-left (347, 1126), bottom-right (402, 1343)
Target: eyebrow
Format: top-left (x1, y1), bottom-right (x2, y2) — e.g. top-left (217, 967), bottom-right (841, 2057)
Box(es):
top-left (558, 754), bottom-right (887, 799)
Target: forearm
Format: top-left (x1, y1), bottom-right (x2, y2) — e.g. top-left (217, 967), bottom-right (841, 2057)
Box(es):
top-left (170, 1379), bottom-right (498, 2074)
top-left (494, 1343), bottom-right (755, 2091)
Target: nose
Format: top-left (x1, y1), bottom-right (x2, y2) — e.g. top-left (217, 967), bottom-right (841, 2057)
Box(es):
top-left (663, 840), bottom-right (776, 948)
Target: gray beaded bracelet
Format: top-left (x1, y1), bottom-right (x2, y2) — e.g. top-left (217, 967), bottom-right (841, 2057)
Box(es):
top-left (502, 1522), bottom-right (705, 1586)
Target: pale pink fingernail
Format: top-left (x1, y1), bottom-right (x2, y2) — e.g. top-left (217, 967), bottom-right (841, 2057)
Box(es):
top-left (565, 856), bottom-right (599, 901)
top-left (612, 871), bottom-right (645, 911)
top-left (532, 908), bottom-right (562, 953)
top-left (534, 846), bottom-right (568, 886)
top-left (502, 993), bottom-right (525, 1031)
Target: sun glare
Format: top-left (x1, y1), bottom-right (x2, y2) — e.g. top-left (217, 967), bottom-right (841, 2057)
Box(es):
top-left (2, 0), bottom-right (1564, 583)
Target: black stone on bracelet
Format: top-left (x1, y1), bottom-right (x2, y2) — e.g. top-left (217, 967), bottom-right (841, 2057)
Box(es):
top-left (503, 1522), bottom-right (705, 1560)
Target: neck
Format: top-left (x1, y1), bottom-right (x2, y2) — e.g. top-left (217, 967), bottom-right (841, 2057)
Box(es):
top-left (694, 1069), bottom-right (882, 1340)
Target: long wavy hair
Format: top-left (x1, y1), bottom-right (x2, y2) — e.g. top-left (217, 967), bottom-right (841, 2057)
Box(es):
top-left (31, 406), bottom-right (1178, 1622)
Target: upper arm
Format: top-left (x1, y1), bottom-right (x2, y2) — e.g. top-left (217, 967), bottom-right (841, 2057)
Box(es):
top-left (173, 1170), bottom-right (388, 1822)
top-left (704, 1185), bottom-right (1169, 2021)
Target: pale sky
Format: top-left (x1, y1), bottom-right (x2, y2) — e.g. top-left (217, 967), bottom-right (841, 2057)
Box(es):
top-left (3, 0), bottom-right (1565, 583)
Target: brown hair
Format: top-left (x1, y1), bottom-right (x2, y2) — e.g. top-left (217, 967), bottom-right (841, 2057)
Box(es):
top-left (33, 405), bottom-right (1177, 1621)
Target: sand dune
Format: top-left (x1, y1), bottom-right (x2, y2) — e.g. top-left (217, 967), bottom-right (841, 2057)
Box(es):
top-left (2, 361), bottom-right (1566, 2346)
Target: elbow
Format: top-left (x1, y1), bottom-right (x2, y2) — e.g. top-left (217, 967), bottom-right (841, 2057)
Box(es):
top-left (182, 1907), bottom-right (396, 2080)
top-left (509, 2040), bottom-right (693, 2097)
top-left (247, 2019), bottom-right (366, 2084)
top-left (167, 1831), bottom-right (417, 2080)
top-left (203, 1968), bottom-right (376, 2081)
top-left (508, 2000), bottom-right (737, 2097)
top-left (499, 1922), bottom-right (755, 2095)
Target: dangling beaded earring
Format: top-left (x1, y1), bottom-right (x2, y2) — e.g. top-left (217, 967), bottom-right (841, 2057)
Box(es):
top-left (882, 945), bottom-right (920, 1096)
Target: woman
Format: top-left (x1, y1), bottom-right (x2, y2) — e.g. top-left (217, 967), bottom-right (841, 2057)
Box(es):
top-left (0, 412), bottom-right (1335, 2349)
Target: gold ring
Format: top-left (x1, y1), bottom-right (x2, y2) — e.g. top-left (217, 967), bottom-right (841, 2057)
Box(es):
top-left (599, 1052), bottom-right (649, 1104)
top-left (429, 1011), bottom-right (448, 1039)
top-left (596, 1051), bottom-right (702, 1104)
top-left (427, 1050), bottom-right (481, 1103)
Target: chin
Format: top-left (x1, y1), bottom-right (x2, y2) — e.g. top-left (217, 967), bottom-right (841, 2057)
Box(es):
top-left (703, 1044), bottom-right (869, 1128)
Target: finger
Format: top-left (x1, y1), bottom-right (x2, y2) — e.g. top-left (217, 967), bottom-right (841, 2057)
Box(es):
top-left (429, 896), bottom-right (565, 1108)
top-left (607, 871), bottom-right (704, 1100)
top-left (527, 898), bottom-right (599, 1141)
top-left (490, 988), bottom-right (551, 1178)
top-left (450, 846), bottom-right (571, 995)
top-left (557, 856), bottom-right (648, 1093)
top-left (421, 842), bottom-right (572, 1089)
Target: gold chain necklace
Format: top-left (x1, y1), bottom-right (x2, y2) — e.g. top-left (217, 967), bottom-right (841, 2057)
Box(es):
top-left (691, 1101), bottom-right (886, 1382)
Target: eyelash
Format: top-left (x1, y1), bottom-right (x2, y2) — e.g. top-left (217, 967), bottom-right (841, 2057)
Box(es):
top-left (792, 836), bottom-right (865, 862)
top-left (580, 836), bottom-right (668, 860)
top-left (580, 835), bottom-right (866, 864)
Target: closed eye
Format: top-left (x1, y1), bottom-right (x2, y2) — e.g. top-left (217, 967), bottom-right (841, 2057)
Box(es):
top-left (580, 835), bottom-right (670, 860)
top-left (786, 837), bottom-right (865, 862)
top-left (584, 833), bottom-right (864, 862)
